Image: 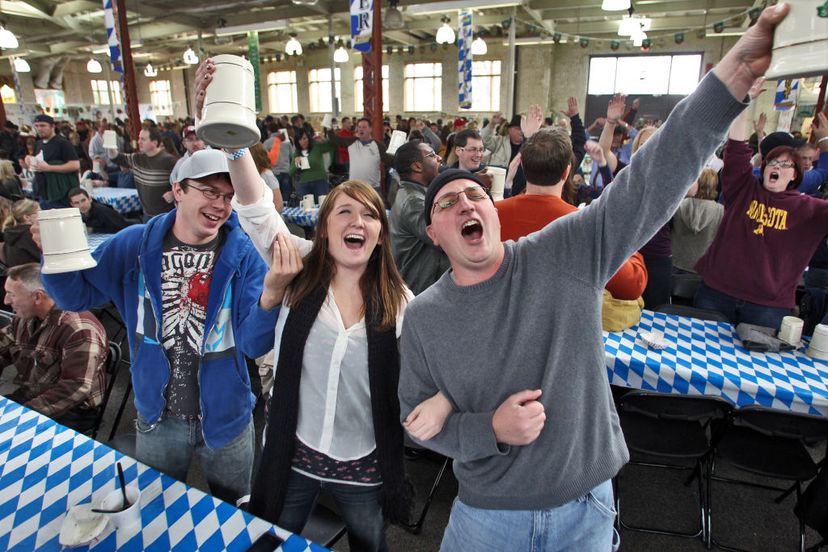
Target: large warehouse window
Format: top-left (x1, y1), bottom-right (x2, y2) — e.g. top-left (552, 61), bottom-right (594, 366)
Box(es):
top-left (588, 54), bottom-right (702, 95)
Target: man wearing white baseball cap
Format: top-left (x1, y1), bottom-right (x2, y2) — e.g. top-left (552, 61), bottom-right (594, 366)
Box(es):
top-left (169, 124), bottom-right (207, 186)
top-left (34, 148), bottom-right (279, 506)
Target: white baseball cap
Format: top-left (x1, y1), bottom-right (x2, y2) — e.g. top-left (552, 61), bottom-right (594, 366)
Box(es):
top-left (177, 149), bottom-right (229, 182)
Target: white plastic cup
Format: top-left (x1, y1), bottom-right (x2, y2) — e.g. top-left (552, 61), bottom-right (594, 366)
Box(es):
top-left (487, 166), bottom-right (507, 201)
top-left (196, 54), bottom-right (261, 149)
top-left (297, 155), bottom-right (310, 170)
top-left (807, 324), bottom-right (828, 360)
top-left (318, 194), bottom-right (327, 206)
top-left (102, 130), bottom-right (118, 150)
top-left (100, 486), bottom-right (141, 531)
top-left (778, 316), bottom-right (804, 346)
top-left (765, 0), bottom-right (828, 80)
top-left (38, 208), bottom-right (97, 274)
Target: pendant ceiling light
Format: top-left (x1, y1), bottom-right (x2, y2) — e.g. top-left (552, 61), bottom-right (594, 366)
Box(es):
top-left (183, 47), bottom-right (199, 65)
top-left (144, 63), bottom-right (157, 77)
top-left (333, 44), bottom-right (349, 63)
top-left (436, 17), bottom-right (455, 45)
top-left (602, 0), bottom-right (631, 11)
top-left (13, 57), bottom-right (30, 73)
top-left (0, 25), bottom-right (18, 49)
top-left (87, 58), bottom-right (103, 73)
top-left (471, 36), bottom-right (487, 56)
top-left (285, 35), bottom-right (303, 56)
top-left (384, 0), bottom-right (404, 30)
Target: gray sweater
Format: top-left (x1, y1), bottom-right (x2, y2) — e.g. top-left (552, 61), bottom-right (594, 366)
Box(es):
top-left (398, 73), bottom-right (746, 511)
top-left (672, 197), bottom-right (724, 273)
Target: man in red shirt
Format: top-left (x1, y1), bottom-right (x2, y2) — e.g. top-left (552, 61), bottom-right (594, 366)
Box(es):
top-left (496, 130), bottom-right (647, 300)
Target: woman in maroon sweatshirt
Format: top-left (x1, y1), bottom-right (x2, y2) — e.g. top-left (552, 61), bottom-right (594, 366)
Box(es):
top-left (694, 108), bottom-right (828, 328)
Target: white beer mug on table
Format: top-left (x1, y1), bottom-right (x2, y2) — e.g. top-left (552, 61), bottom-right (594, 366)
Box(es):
top-left (196, 54), bottom-right (261, 149)
top-left (764, 0), bottom-right (828, 80)
top-left (38, 208), bottom-right (97, 274)
top-left (806, 324), bottom-right (828, 360)
top-left (778, 316), bottom-right (804, 346)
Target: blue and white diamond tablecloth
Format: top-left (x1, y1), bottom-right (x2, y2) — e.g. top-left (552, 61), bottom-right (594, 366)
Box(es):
top-left (87, 233), bottom-right (114, 253)
top-left (604, 310), bottom-right (828, 416)
top-left (0, 397), bottom-right (326, 551)
top-left (92, 188), bottom-right (142, 215)
top-left (282, 207), bottom-right (319, 228)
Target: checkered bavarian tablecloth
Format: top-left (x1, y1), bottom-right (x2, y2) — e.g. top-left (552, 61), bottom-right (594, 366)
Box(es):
top-left (87, 233), bottom-right (114, 253)
top-left (604, 310), bottom-right (828, 416)
top-left (92, 188), bottom-right (142, 215)
top-left (0, 397), bottom-right (326, 551)
top-left (282, 207), bottom-right (319, 228)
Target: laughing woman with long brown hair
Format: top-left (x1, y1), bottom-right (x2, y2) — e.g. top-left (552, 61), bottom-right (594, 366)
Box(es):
top-left (193, 59), bottom-right (446, 551)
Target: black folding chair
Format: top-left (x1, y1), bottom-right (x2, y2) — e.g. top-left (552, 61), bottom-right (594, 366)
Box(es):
top-left (655, 303), bottom-right (731, 323)
top-left (88, 342), bottom-right (122, 440)
top-left (710, 407), bottom-right (828, 552)
top-left (615, 390), bottom-right (732, 546)
top-left (671, 272), bottom-right (703, 306)
top-left (401, 437), bottom-right (452, 535)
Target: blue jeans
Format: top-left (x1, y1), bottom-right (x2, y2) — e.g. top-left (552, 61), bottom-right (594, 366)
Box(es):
top-left (276, 172), bottom-right (292, 203)
top-left (439, 480), bottom-right (619, 552)
top-left (694, 282), bottom-right (792, 329)
top-left (135, 416), bottom-right (254, 505)
top-left (277, 469), bottom-right (387, 552)
top-left (296, 179), bottom-right (330, 203)
top-left (805, 267), bottom-right (828, 289)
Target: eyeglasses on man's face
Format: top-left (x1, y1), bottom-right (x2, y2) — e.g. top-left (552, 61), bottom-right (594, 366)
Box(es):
top-left (458, 146), bottom-right (485, 154)
top-left (188, 184), bottom-right (234, 203)
top-left (766, 159), bottom-right (795, 169)
top-left (431, 185), bottom-right (488, 212)
top-left (424, 151), bottom-right (440, 159)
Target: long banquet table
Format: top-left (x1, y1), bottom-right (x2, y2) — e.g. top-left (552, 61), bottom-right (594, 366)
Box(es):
top-left (604, 310), bottom-right (828, 416)
top-left (0, 396), bottom-right (325, 551)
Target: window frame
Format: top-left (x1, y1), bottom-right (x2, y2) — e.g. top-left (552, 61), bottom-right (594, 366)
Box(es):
top-left (404, 62), bottom-right (442, 112)
top-left (587, 53), bottom-right (704, 96)
top-left (267, 70), bottom-right (299, 114)
top-left (308, 67), bottom-right (342, 114)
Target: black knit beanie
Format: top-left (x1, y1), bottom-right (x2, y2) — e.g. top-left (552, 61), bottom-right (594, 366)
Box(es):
top-left (423, 169), bottom-right (490, 225)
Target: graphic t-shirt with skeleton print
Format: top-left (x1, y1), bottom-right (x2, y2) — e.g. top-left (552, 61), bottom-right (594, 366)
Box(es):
top-left (160, 229), bottom-right (225, 418)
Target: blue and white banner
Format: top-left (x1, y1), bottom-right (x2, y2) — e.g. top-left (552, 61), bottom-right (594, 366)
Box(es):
top-left (458, 10), bottom-right (473, 110)
top-left (102, 0), bottom-right (123, 73)
top-left (774, 79), bottom-right (798, 111)
top-left (350, 0), bottom-right (373, 53)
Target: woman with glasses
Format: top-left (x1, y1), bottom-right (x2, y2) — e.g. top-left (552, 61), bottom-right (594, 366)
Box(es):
top-left (693, 105), bottom-right (828, 327)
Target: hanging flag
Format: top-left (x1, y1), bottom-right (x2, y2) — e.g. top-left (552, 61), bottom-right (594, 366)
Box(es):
top-left (102, 0), bottom-right (123, 74)
top-left (774, 79), bottom-right (798, 111)
top-left (351, 0), bottom-right (373, 53)
top-left (458, 10), bottom-right (473, 110)
top-left (247, 32), bottom-right (262, 112)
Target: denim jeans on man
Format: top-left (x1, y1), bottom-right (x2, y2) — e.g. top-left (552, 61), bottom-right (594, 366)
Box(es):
top-left (135, 415), bottom-right (254, 505)
top-left (439, 480), bottom-right (619, 552)
top-left (694, 282), bottom-right (792, 329)
top-left (277, 469), bottom-right (387, 552)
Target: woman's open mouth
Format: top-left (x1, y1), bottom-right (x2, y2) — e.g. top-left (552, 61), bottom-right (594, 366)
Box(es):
top-left (344, 233), bottom-right (366, 250)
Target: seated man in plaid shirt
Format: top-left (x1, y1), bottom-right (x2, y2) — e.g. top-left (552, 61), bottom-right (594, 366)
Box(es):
top-left (0, 263), bottom-right (108, 433)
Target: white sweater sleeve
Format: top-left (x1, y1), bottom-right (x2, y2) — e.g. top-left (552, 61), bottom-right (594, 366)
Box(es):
top-left (231, 180), bottom-right (313, 265)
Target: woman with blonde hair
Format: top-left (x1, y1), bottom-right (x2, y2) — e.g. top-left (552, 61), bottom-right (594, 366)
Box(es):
top-left (3, 199), bottom-right (40, 267)
top-left (0, 159), bottom-right (23, 199)
top-left (672, 167), bottom-right (724, 273)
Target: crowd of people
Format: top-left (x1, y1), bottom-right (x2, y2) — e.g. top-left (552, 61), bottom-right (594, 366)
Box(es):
top-left (1, 4), bottom-right (827, 550)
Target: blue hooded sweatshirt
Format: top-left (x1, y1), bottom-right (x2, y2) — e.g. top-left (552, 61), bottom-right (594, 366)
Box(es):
top-left (42, 209), bottom-right (278, 448)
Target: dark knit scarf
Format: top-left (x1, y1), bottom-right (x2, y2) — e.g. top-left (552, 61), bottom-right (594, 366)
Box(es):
top-left (248, 286), bottom-right (412, 525)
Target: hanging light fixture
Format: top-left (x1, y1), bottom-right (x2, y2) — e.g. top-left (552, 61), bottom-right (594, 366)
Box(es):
top-left (183, 47), bottom-right (199, 65)
top-left (436, 16), bottom-right (455, 45)
top-left (144, 63), bottom-right (157, 77)
top-left (618, 15), bottom-right (650, 36)
top-left (13, 57), bottom-right (30, 73)
top-left (471, 36), bottom-right (487, 56)
top-left (602, 0), bottom-right (631, 11)
top-left (87, 58), bottom-right (103, 73)
top-left (0, 24), bottom-right (18, 49)
top-left (285, 34), bottom-right (302, 56)
top-left (333, 42), bottom-right (349, 63)
top-left (384, 0), bottom-right (405, 30)
top-left (631, 25), bottom-right (647, 46)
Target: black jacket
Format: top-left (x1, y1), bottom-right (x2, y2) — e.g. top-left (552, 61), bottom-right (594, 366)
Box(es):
top-left (82, 201), bottom-right (133, 234)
